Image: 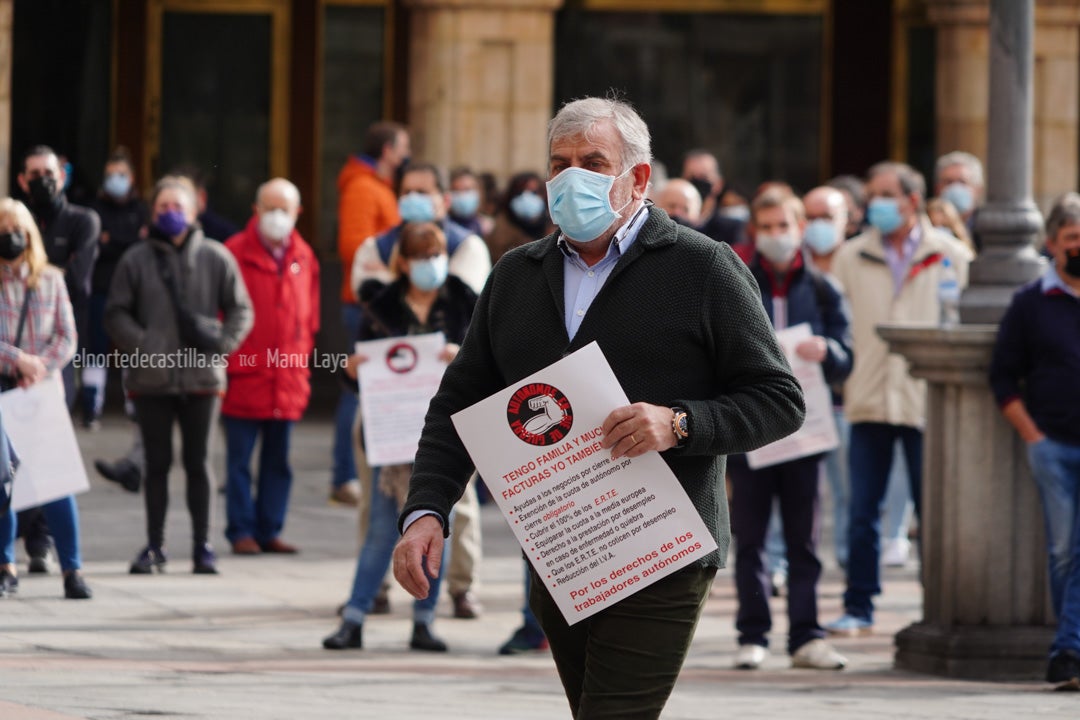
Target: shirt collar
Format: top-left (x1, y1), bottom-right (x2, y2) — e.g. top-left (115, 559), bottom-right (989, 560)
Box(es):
top-left (1042, 263), bottom-right (1080, 298)
top-left (557, 201), bottom-right (650, 259)
top-left (882, 222), bottom-right (921, 254)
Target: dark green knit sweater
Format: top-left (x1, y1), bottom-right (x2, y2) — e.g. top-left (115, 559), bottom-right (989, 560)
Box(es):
top-left (402, 206), bottom-right (805, 568)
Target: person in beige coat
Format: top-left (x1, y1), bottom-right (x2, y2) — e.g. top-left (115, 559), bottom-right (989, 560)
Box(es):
top-left (824, 161), bottom-right (972, 636)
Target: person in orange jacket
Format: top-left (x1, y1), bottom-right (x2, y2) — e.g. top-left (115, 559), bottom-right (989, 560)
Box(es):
top-left (332, 122), bottom-right (410, 506)
top-left (223, 178), bottom-right (319, 555)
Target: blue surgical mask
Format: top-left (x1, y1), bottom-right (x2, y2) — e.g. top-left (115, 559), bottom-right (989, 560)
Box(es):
top-left (510, 190), bottom-right (546, 222)
top-left (399, 192), bottom-right (437, 223)
top-left (546, 166), bottom-right (633, 241)
top-left (104, 173), bottom-right (131, 200)
top-left (867, 197), bottom-right (904, 235)
top-left (154, 209), bottom-right (188, 237)
top-left (803, 219), bottom-right (840, 255)
top-left (450, 190), bottom-right (480, 218)
top-left (941, 182), bottom-right (974, 215)
top-left (408, 254), bottom-right (449, 291)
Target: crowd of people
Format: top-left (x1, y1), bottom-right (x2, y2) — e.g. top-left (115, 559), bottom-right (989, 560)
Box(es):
top-left (0, 93), bottom-right (1077, 711)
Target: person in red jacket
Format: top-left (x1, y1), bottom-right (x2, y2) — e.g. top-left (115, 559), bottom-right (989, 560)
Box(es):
top-left (223, 178), bottom-right (320, 555)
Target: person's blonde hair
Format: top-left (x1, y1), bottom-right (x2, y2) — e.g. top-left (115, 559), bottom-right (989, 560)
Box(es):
top-left (0, 198), bottom-right (50, 289)
top-left (927, 197), bottom-right (974, 253)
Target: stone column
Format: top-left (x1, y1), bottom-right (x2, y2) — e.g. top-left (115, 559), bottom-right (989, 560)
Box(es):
top-left (963, 0), bottom-right (1044, 324)
top-left (404, 0), bottom-right (564, 184)
top-left (879, 326), bottom-right (1053, 679)
top-left (0, 0), bottom-right (12, 198)
top-left (882, 0), bottom-right (1056, 681)
top-left (930, 1), bottom-right (1080, 318)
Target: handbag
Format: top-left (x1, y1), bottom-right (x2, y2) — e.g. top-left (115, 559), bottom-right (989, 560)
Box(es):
top-left (0, 288), bottom-right (33, 392)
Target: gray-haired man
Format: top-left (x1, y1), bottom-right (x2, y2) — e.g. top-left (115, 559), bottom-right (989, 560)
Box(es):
top-left (392, 97), bottom-right (804, 718)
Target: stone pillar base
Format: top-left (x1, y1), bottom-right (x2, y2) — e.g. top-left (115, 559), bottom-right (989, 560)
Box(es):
top-left (896, 622), bottom-right (1054, 679)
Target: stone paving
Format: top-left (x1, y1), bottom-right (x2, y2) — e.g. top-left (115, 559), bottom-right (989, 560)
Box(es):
top-left (0, 414), bottom-right (1076, 719)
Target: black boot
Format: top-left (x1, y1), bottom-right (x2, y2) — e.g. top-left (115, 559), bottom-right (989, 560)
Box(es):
top-left (323, 620), bottom-right (363, 650)
top-left (410, 622), bottom-right (448, 652)
top-left (63, 571), bottom-right (92, 599)
top-left (94, 458), bottom-right (142, 493)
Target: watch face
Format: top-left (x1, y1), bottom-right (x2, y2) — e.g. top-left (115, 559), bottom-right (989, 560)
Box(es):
top-left (678, 415), bottom-right (688, 434)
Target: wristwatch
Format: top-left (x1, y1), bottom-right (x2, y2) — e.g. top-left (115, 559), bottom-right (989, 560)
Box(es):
top-left (671, 407), bottom-right (689, 445)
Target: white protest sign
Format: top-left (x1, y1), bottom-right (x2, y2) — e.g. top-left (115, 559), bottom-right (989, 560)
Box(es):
top-left (746, 322), bottom-right (839, 469)
top-left (1, 373), bottom-right (90, 511)
top-left (452, 342), bottom-right (716, 624)
top-left (357, 332), bottom-right (447, 467)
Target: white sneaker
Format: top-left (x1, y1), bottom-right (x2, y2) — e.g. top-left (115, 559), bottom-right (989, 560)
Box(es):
top-left (882, 538), bottom-right (911, 567)
top-left (770, 569), bottom-right (787, 597)
top-left (791, 639), bottom-right (847, 670)
top-left (735, 644), bottom-right (769, 670)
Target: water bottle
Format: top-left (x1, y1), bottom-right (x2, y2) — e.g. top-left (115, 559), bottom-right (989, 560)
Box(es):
top-left (938, 257), bottom-right (961, 328)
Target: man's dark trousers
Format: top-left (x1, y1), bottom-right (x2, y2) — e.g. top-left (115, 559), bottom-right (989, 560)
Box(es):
top-left (530, 564), bottom-right (716, 720)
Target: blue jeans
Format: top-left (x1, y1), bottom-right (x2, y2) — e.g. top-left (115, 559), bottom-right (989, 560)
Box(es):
top-left (331, 303), bottom-right (361, 489)
top-left (223, 416), bottom-right (294, 545)
top-left (881, 442), bottom-right (914, 542)
top-left (823, 409), bottom-right (849, 566)
top-left (343, 467), bottom-right (446, 625)
top-left (843, 422), bottom-right (922, 622)
top-left (0, 495), bottom-right (82, 572)
top-left (1027, 437), bottom-right (1080, 654)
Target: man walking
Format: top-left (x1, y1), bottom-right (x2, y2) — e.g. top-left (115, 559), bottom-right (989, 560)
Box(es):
top-left (392, 97), bottom-right (804, 719)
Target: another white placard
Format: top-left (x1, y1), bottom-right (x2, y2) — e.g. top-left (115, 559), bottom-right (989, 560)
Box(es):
top-left (746, 322), bottom-right (839, 469)
top-left (451, 342), bottom-right (717, 625)
top-left (357, 332), bottom-right (447, 467)
top-left (2, 373), bottom-right (90, 511)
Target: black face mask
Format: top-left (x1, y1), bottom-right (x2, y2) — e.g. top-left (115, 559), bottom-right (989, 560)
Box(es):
top-left (1065, 248), bottom-right (1080, 278)
top-left (0, 231), bottom-right (28, 261)
top-left (27, 176), bottom-right (61, 215)
top-left (688, 177), bottom-right (714, 203)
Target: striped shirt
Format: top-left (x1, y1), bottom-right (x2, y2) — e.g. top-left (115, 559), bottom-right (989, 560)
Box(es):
top-left (0, 263), bottom-right (77, 375)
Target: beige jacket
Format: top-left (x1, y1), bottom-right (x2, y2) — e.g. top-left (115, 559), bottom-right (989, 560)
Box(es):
top-left (831, 218), bottom-right (973, 427)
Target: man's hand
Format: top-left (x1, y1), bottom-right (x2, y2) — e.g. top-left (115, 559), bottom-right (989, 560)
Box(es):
top-left (392, 515), bottom-right (445, 600)
top-left (343, 353), bottom-right (369, 380)
top-left (600, 402), bottom-right (678, 459)
top-left (795, 336), bottom-right (827, 363)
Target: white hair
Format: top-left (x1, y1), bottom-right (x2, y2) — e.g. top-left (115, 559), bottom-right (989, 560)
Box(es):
top-left (935, 151), bottom-right (984, 188)
top-left (548, 97), bottom-right (652, 172)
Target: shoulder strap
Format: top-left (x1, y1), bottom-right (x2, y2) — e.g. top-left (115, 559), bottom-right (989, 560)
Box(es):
top-left (151, 245), bottom-right (187, 322)
top-left (12, 288), bottom-right (32, 350)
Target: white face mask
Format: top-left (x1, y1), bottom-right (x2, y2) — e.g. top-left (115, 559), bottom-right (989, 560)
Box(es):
top-left (755, 232), bottom-right (800, 265)
top-left (258, 208), bottom-right (295, 242)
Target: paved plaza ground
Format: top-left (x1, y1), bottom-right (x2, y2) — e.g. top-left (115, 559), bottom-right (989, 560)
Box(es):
top-left (0, 413), bottom-right (1076, 719)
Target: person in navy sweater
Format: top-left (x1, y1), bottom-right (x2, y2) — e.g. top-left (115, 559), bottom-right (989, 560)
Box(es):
top-left (730, 186), bottom-right (853, 671)
top-left (990, 192), bottom-right (1080, 690)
